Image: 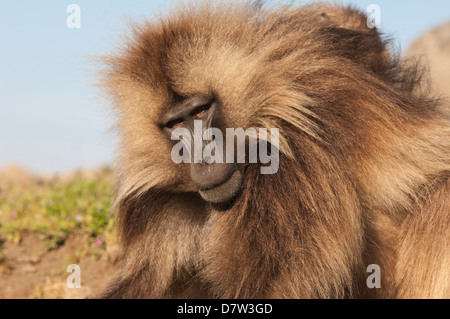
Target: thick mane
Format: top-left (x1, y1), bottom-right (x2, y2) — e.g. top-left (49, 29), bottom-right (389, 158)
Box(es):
top-left (101, 1), bottom-right (450, 299)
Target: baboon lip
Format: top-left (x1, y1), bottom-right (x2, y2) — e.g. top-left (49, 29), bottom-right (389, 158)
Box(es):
top-left (198, 168), bottom-right (237, 191)
top-left (198, 169), bottom-right (243, 204)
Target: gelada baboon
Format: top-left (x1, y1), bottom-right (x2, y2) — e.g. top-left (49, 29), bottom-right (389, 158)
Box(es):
top-left (100, 1), bottom-right (450, 298)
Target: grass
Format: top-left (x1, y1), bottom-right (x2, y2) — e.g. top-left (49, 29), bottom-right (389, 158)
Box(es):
top-left (0, 167), bottom-right (116, 250)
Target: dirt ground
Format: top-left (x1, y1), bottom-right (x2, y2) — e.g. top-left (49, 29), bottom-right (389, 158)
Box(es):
top-left (0, 232), bottom-right (122, 299)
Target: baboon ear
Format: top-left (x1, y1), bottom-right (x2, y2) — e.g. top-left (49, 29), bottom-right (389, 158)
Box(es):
top-left (318, 6), bottom-right (389, 75)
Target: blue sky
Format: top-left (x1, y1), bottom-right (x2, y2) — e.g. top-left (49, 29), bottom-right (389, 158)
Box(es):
top-left (1, 1), bottom-right (449, 174)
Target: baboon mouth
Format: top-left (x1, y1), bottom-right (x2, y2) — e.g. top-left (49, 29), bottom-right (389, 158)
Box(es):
top-left (198, 169), bottom-right (243, 204)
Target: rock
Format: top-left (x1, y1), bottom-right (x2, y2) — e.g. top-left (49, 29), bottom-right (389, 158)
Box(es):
top-left (406, 21), bottom-right (450, 104)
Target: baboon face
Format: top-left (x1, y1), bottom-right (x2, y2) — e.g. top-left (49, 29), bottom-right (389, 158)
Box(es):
top-left (106, 5), bottom-right (307, 205)
top-left (160, 96), bottom-right (243, 204)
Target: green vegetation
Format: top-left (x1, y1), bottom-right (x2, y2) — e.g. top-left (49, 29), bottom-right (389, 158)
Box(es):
top-left (0, 168), bottom-right (115, 249)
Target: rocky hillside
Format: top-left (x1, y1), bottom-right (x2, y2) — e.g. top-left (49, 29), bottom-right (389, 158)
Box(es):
top-left (406, 21), bottom-right (450, 102)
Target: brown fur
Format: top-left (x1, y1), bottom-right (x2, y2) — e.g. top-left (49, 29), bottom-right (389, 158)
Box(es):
top-left (100, 1), bottom-right (450, 298)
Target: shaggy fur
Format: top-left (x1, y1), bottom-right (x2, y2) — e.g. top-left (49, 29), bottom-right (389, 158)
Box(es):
top-left (100, 1), bottom-right (450, 298)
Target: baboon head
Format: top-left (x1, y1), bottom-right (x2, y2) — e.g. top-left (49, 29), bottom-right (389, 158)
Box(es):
top-left (100, 2), bottom-right (450, 299)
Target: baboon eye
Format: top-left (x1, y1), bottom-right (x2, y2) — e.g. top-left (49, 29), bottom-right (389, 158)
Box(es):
top-left (165, 119), bottom-right (184, 129)
top-left (190, 103), bottom-right (211, 119)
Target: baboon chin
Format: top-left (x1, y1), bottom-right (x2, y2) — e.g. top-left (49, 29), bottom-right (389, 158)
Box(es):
top-left (100, 2), bottom-right (450, 299)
